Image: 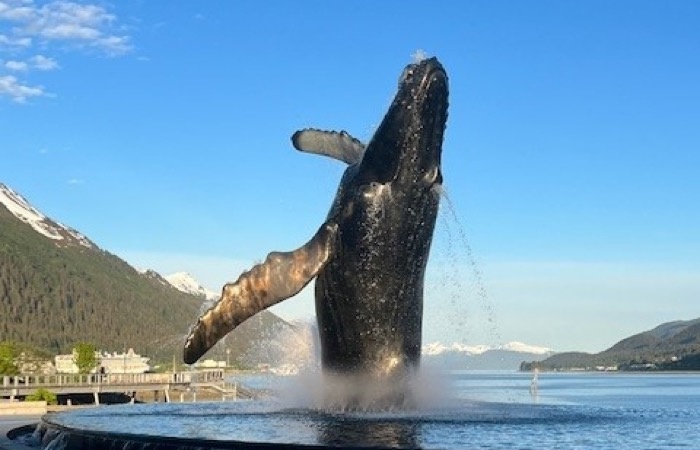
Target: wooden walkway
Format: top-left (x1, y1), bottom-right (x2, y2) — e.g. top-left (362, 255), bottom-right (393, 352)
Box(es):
top-left (0, 370), bottom-right (240, 403)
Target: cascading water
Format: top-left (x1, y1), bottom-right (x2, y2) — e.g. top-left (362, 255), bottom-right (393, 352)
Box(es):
top-left (426, 186), bottom-right (502, 348)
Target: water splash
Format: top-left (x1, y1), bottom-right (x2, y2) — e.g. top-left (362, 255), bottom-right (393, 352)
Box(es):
top-left (258, 323), bottom-right (458, 413)
top-left (429, 185), bottom-right (502, 346)
top-left (243, 320), bottom-right (321, 373)
top-left (275, 367), bottom-right (456, 414)
top-left (411, 49), bottom-right (429, 63)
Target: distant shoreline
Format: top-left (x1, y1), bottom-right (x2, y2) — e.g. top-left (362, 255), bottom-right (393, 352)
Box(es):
top-left (519, 369), bottom-right (700, 375)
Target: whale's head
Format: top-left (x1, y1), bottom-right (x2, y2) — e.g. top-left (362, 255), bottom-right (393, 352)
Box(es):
top-left (357, 57), bottom-right (448, 190)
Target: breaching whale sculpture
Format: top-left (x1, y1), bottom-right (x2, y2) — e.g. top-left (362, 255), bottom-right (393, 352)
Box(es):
top-left (184, 57), bottom-right (449, 396)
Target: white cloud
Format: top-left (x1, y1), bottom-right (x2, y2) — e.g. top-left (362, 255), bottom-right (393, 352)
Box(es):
top-left (0, 1), bottom-right (131, 102)
top-left (30, 54), bottom-right (58, 70)
top-left (67, 178), bottom-right (84, 185)
top-left (38, 22), bottom-right (100, 40)
top-left (0, 1), bottom-right (35, 21)
top-left (0, 34), bottom-right (32, 48)
top-left (4, 54), bottom-right (58, 71)
top-left (4, 60), bottom-right (28, 71)
top-left (93, 35), bottom-right (130, 56)
top-left (14, 0), bottom-right (132, 55)
top-left (0, 74), bottom-right (45, 102)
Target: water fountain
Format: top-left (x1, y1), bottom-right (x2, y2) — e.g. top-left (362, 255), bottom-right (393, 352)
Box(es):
top-left (20, 369), bottom-right (579, 449)
top-left (8, 56), bottom-right (495, 448)
top-left (19, 362), bottom-right (638, 450)
top-left (16, 367), bottom-right (700, 449)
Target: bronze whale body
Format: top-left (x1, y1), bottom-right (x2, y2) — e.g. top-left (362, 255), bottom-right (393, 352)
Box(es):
top-left (184, 57), bottom-right (449, 399)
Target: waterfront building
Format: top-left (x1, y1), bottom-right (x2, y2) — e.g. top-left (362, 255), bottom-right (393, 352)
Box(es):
top-left (193, 358), bottom-right (226, 369)
top-left (54, 348), bottom-right (151, 374)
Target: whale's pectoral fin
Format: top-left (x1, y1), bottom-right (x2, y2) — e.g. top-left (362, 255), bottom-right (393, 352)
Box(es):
top-left (183, 222), bottom-right (338, 364)
top-left (291, 128), bottom-right (365, 165)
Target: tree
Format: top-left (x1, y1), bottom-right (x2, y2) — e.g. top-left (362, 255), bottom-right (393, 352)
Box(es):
top-left (73, 342), bottom-right (98, 374)
top-left (0, 341), bottom-right (19, 376)
top-left (26, 388), bottom-right (58, 405)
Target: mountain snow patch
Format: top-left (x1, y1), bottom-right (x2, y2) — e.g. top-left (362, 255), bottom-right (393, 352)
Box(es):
top-left (165, 272), bottom-right (219, 301)
top-left (501, 341), bottom-right (554, 355)
top-left (0, 183), bottom-right (95, 248)
top-left (422, 341), bottom-right (553, 356)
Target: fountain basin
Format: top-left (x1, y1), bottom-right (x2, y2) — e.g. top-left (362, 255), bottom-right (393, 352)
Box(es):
top-left (29, 397), bottom-right (602, 450)
top-left (11, 371), bottom-right (700, 450)
top-left (36, 401), bottom-right (432, 449)
top-left (37, 409), bottom-right (323, 449)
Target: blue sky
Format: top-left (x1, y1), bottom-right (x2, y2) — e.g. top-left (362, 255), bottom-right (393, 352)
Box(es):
top-left (2, 1), bottom-right (699, 352)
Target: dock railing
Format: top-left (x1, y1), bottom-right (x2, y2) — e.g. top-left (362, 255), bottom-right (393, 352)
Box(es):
top-left (0, 369), bottom-right (225, 398)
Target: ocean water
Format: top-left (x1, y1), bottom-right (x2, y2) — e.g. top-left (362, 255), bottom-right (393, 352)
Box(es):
top-left (45, 371), bottom-right (700, 449)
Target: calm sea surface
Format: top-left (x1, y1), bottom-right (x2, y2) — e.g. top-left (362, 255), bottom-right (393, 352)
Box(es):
top-left (47, 371), bottom-right (700, 449)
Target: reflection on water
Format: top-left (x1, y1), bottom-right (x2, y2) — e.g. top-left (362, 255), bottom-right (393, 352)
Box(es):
top-left (317, 415), bottom-right (421, 448)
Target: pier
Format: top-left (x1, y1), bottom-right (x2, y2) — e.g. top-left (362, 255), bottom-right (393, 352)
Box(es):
top-left (0, 370), bottom-right (247, 404)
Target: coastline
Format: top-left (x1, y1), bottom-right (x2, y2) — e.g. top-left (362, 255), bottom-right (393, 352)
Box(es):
top-left (519, 369), bottom-right (700, 375)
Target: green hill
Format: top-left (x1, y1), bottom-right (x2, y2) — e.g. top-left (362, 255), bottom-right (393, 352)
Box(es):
top-left (0, 184), bottom-right (293, 367)
top-left (522, 318), bottom-right (700, 371)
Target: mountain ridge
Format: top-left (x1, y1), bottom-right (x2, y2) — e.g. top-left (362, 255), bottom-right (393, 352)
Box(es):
top-left (0, 181), bottom-right (292, 366)
top-left (422, 341), bottom-right (553, 356)
top-left (0, 183), bottom-right (96, 249)
top-left (522, 318), bottom-right (700, 371)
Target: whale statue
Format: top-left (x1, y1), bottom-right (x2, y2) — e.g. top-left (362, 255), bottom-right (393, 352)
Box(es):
top-left (184, 57), bottom-right (449, 401)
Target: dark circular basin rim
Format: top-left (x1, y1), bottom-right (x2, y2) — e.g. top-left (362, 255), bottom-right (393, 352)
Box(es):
top-left (39, 413), bottom-right (410, 450)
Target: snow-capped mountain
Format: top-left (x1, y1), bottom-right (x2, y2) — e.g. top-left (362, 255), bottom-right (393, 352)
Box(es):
top-left (0, 182), bottom-right (210, 356)
top-left (501, 341), bottom-right (554, 355)
top-left (0, 183), bottom-right (96, 249)
top-left (422, 341), bottom-right (555, 370)
top-left (422, 341), bottom-right (553, 356)
top-left (0, 181), bottom-right (217, 301)
top-left (164, 272), bottom-right (219, 301)
top-left (422, 342), bottom-right (491, 356)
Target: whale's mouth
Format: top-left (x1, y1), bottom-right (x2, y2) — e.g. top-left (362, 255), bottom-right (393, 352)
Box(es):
top-left (357, 57), bottom-right (449, 187)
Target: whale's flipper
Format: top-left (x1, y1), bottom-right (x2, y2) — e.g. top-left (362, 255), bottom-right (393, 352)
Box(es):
top-left (292, 128), bottom-right (365, 165)
top-left (183, 222), bottom-right (338, 364)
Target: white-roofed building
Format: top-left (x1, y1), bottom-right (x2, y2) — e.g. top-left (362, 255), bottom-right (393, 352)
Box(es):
top-left (54, 348), bottom-right (151, 374)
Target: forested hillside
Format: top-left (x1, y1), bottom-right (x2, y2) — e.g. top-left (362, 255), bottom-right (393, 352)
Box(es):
top-left (521, 319), bottom-right (700, 371)
top-left (0, 203), bottom-right (204, 356)
top-left (0, 198), bottom-right (293, 365)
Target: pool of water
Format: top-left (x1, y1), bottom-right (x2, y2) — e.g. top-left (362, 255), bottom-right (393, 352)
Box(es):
top-left (41, 371), bottom-right (700, 449)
